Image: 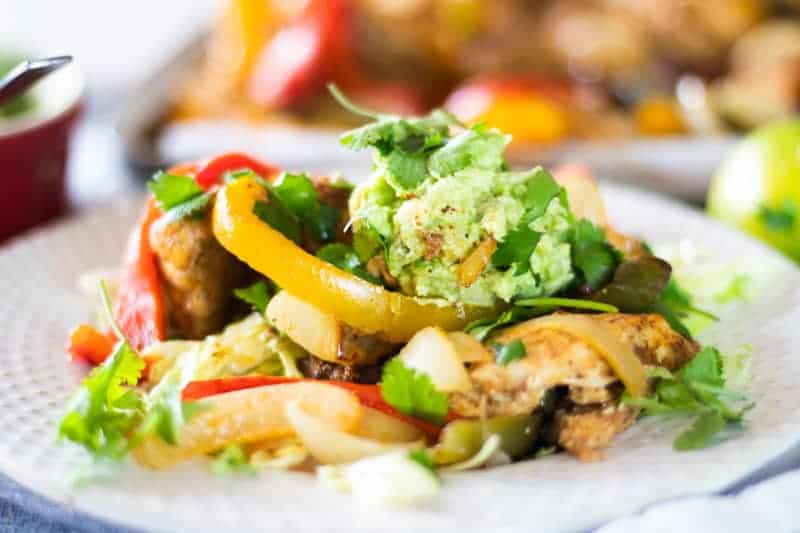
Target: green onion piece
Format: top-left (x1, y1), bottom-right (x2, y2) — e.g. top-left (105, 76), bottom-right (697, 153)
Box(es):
top-left (514, 297), bottom-right (618, 313)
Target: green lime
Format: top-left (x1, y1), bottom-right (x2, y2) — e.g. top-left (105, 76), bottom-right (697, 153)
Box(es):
top-left (707, 119), bottom-right (800, 262)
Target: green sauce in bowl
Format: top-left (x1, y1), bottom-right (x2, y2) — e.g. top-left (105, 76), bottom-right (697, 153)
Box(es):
top-left (0, 55), bottom-right (37, 119)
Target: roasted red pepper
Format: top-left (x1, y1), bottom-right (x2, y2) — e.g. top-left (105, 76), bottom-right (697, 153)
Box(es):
top-left (248, 0), bottom-right (354, 109)
top-left (182, 376), bottom-right (443, 438)
top-left (192, 152), bottom-right (279, 190)
top-left (113, 197), bottom-right (167, 353)
top-left (66, 324), bottom-right (116, 365)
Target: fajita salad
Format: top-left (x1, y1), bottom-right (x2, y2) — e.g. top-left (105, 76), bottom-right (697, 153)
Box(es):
top-left (60, 86), bottom-right (754, 504)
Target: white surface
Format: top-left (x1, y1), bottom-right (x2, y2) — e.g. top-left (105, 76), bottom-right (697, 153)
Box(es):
top-left (599, 467), bottom-right (800, 533)
top-left (0, 184), bottom-right (797, 532)
top-left (0, 0), bottom-right (221, 89)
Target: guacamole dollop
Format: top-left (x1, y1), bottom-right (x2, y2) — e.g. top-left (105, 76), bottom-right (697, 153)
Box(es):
top-left (345, 115), bottom-right (579, 306)
top-left (330, 88), bottom-right (620, 307)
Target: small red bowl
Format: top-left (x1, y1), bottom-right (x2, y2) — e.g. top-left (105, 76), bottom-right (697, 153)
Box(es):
top-left (0, 63), bottom-right (84, 242)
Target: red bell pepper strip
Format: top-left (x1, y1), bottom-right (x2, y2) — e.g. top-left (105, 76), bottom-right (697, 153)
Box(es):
top-left (66, 324), bottom-right (116, 365)
top-left (248, 0), bottom-right (355, 109)
top-left (113, 197), bottom-right (167, 353)
top-left (192, 152), bottom-right (279, 190)
top-left (181, 376), bottom-right (444, 438)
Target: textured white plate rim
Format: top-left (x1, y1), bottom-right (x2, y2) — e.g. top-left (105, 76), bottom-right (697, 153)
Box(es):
top-left (0, 184), bottom-right (797, 533)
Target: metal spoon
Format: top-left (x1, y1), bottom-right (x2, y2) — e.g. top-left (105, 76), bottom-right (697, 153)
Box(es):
top-left (0, 55), bottom-right (73, 106)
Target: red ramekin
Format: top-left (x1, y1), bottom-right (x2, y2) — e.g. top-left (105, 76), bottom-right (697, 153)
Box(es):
top-left (0, 63), bottom-right (84, 242)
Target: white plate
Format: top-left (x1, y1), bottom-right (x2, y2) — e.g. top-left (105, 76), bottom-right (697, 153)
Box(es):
top-left (0, 185), bottom-right (797, 532)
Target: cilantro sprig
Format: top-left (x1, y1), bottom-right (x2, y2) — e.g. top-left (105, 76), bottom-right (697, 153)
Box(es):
top-left (491, 169), bottom-right (562, 273)
top-left (59, 281), bottom-right (202, 464)
top-left (569, 219), bottom-right (622, 290)
top-left (58, 281), bottom-right (146, 460)
top-left (253, 172), bottom-right (343, 245)
top-left (622, 346), bottom-right (754, 450)
top-left (330, 83), bottom-right (460, 191)
top-left (147, 171), bottom-right (212, 222)
top-left (380, 358), bottom-right (449, 424)
top-left (234, 279), bottom-right (274, 314)
top-left (316, 243), bottom-right (382, 285)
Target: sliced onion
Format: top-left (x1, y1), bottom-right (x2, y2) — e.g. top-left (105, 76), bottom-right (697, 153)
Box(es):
top-left (356, 407), bottom-right (425, 443)
top-left (447, 331), bottom-right (493, 363)
top-left (286, 401), bottom-right (422, 465)
top-left (133, 382), bottom-right (361, 469)
top-left (498, 314), bottom-right (647, 397)
top-left (553, 164), bottom-right (607, 226)
top-left (441, 434), bottom-right (503, 472)
top-left (398, 327), bottom-right (472, 392)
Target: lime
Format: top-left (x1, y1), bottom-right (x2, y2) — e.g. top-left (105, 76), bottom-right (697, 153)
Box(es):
top-left (707, 119), bottom-right (800, 262)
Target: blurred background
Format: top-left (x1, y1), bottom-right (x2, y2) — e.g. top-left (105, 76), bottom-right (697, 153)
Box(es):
top-left (1, 0), bottom-right (799, 258)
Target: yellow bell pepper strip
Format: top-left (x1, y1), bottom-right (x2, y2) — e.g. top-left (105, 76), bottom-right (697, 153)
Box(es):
top-left (212, 177), bottom-right (499, 343)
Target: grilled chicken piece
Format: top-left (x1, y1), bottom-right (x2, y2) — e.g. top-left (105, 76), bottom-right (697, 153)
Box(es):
top-left (449, 313), bottom-right (698, 419)
top-left (297, 355), bottom-right (382, 384)
top-left (150, 203), bottom-right (247, 339)
top-left (549, 403), bottom-right (639, 462)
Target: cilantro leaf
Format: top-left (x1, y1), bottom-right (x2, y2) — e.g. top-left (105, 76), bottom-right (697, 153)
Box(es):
top-left (316, 243), bottom-right (381, 284)
top-left (519, 169), bottom-right (562, 224)
top-left (271, 172), bottom-right (318, 214)
top-left (652, 278), bottom-right (718, 339)
top-left (569, 219), bottom-right (622, 290)
top-left (58, 281), bottom-right (146, 460)
top-left (234, 280), bottom-right (273, 314)
top-left (622, 345), bottom-right (754, 451)
top-left (465, 307), bottom-right (542, 341)
top-left (253, 197), bottom-right (302, 244)
top-left (679, 346), bottom-right (724, 387)
top-left (254, 173), bottom-right (344, 245)
top-left (673, 411), bottom-right (727, 451)
top-left (147, 172), bottom-right (212, 222)
top-left (491, 227), bottom-right (540, 271)
top-left (385, 151), bottom-right (429, 190)
top-left (428, 126), bottom-right (507, 176)
top-left (491, 169), bottom-right (561, 272)
top-left (494, 339), bottom-right (527, 365)
top-left (380, 358), bottom-right (448, 424)
top-left (331, 84), bottom-right (460, 192)
top-left (352, 222), bottom-right (388, 263)
top-left (212, 444), bottom-right (255, 476)
top-left (147, 171), bottom-right (203, 210)
top-left (162, 191), bottom-right (213, 223)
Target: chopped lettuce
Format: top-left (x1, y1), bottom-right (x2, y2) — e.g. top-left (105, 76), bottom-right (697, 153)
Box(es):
top-left (212, 444), bottom-right (255, 476)
top-left (145, 313), bottom-right (305, 384)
